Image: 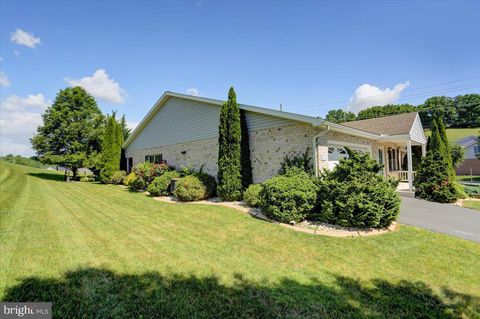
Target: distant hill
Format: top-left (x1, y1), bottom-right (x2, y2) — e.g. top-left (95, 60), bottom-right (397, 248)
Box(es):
top-left (425, 128), bottom-right (479, 143)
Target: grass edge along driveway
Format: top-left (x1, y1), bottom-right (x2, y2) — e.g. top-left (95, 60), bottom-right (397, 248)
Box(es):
top-left (1, 162), bottom-right (479, 318)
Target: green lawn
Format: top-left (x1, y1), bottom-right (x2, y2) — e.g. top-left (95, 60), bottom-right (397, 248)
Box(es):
top-left (1, 162), bottom-right (479, 318)
top-left (425, 127), bottom-right (479, 143)
top-left (458, 175), bottom-right (480, 182)
top-left (463, 200), bottom-right (480, 211)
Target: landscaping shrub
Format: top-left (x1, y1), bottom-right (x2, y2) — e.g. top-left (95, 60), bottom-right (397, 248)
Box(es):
top-left (79, 175), bottom-right (95, 182)
top-left (147, 171), bottom-right (180, 196)
top-left (313, 149), bottom-right (400, 228)
top-left (259, 173), bottom-right (317, 223)
top-left (174, 175), bottom-right (208, 201)
top-left (464, 185), bottom-right (480, 198)
top-left (123, 172), bottom-right (146, 191)
top-left (123, 172), bottom-right (137, 186)
top-left (414, 151), bottom-right (458, 203)
top-left (243, 184), bottom-right (262, 207)
top-left (133, 162), bottom-right (171, 185)
top-left (194, 172), bottom-right (217, 198)
top-left (108, 170), bottom-right (126, 184)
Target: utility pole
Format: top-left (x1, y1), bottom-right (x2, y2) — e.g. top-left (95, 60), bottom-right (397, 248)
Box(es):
top-left (280, 103), bottom-right (283, 112)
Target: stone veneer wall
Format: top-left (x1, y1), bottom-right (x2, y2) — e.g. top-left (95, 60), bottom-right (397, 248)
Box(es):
top-left (125, 123), bottom-right (383, 183)
top-left (126, 138), bottom-right (219, 177)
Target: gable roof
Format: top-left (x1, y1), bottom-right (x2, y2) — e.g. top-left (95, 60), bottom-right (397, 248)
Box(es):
top-left (123, 92), bottom-right (426, 149)
top-left (341, 112), bottom-right (419, 136)
top-left (456, 135), bottom-right (479, 148)
top-left (123, 91), bottom-right (323, 148)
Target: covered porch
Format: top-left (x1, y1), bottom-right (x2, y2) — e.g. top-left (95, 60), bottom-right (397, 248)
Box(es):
top-left (379, 136), bottom-right (427, 191)
top-left (316, 112), bottom-right (428, 193)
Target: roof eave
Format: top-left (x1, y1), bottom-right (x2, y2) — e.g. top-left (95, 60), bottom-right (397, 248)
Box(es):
top-left (123, 91), bottom-right (324, 148)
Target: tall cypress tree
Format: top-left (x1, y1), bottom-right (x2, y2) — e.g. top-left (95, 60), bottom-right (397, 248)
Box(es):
top-left (436, 116), bottom-right (455, 177)
top-left (217, 87), bottom-right (242, 200)
top-left (414, 115), bottom-right (458, 202)
top-left (100, 112), bottom-right (124, 183)
top-left (240, 109), bottom-right (253, 189)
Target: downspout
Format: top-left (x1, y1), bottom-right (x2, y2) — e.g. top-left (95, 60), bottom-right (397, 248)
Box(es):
top-left (312, 125), bottom-right (330, 177)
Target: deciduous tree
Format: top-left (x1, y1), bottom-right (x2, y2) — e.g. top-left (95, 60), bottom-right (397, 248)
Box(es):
top-left (31, 87), bottom-right (104, 179)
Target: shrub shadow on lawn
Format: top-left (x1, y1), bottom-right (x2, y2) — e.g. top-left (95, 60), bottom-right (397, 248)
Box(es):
top-left (27, 172), bottom-right (65, 182)
top-left (2, 268), bottom-right (478, 318)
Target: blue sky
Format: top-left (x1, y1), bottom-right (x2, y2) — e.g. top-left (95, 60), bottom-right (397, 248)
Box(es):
top-left (1, 0), bottom-right (479, 156)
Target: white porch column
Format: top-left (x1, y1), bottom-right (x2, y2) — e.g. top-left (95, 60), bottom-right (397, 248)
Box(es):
top-left (421, 144), bottom-right (427, 157)
top-left (407, 139), bottom-right (413, 191)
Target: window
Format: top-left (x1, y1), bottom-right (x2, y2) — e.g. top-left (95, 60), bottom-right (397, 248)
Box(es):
top-left (378, 149), bottom-right (384, 164)
top-left (474, 145), bottom-right (480, 155)
top-left (145, 154), bottom-right (162, 164)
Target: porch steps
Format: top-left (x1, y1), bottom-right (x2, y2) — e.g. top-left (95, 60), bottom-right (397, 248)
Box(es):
top-left (396, 190), bottom-right (415, 198)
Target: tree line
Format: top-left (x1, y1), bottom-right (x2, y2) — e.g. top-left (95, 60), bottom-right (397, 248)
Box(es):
top-left (31, 87), bottom-right (130, 181)
top-left (325, 94), bottom-right (480, 128)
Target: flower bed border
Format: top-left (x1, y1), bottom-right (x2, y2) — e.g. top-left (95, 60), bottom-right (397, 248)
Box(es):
top-left (152, 196), bottom-right (398, 238)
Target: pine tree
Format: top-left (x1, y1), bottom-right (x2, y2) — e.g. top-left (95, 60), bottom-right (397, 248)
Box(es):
top-left (240, 110), bottom-right (253, 189)
top-left (217, 87), bottom-right (242, 200)
top-left (100, 112), bottom-right (124, 183)
top-left (436, 116), bottom-right (455, 177)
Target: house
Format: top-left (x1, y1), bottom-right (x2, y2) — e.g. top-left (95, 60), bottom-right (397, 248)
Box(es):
top-left (455, 135), bottom-right (480, 175)
top-left (123, 92), bottom-right (427, 191)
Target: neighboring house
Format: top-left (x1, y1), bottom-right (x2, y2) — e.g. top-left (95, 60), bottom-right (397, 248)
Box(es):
top-left (455, 135), bottom-right (480, 175)
top-left (123, 92), bottom-right (427, 191)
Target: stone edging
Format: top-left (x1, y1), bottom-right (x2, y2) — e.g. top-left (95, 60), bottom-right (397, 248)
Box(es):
top-left (152, 196), bottom-right (397, 238)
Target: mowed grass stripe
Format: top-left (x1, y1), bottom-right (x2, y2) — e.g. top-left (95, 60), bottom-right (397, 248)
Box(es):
top-left (1, 162), bottom-right (479, 318)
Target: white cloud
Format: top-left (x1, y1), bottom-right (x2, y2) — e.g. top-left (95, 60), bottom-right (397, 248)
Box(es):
top-left (0, 72), bottom-right (10, 87)
top-left (348, 81), bottom-right (410, 113)
top-left (13, 50), bottom-right (20, 56)
top-left (65, 69), bottom-right (125, 104)
top-left (0, 93), bottom-right (50, 156)
top-left (10, 29), bottom-right (41, 48)
top-left (186, 88), bottom-right (200, 96)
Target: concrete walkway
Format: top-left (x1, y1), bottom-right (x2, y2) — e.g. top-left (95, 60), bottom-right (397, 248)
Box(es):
top-left (399, 197), bottom-right (480, 243)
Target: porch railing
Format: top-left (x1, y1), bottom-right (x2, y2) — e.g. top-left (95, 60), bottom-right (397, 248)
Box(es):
top-left (396, 170), bottom-right (416, 182)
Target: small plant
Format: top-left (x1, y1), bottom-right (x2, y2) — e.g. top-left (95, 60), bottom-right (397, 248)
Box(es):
top-left (79, 175), bottom-right (95, 182)
top-left (259, 174), bottom-right (317, 223)
top-left (194, 171), bottom-right (217, 198)
top-left (123, 172), bottom-right (137, 186)
top-left (108, 170), bottom-right (126, 184)
top-left (174, 175), bottom-right (208, 201)
top-left (243, 184), bottom-right (262, 207)
top-left (147, 171), bottom-right (180, 196)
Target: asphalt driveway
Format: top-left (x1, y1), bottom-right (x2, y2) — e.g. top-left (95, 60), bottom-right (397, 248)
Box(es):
top-left (399, 197), bottom-right (480, 243)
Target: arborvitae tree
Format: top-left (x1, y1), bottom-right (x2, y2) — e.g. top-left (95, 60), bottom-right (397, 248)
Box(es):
top-left (31, 87), bottom-right (104, 179)
top-left (436, 116), bottom-right (455, 177)
top-left (217, 87), bottom-right (242, 200)
top-left (415, 115), bottom-right (459, 202)
top-left (100, 112), bottom-right (124, 183)
top-left (120, 114), bottom-right (131, 141)
top-left (240, 109), bottom-right (253, 189)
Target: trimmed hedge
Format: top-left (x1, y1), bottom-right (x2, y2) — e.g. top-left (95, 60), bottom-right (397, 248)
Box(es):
top-left (259, 172), bottom-right (317, 223)
top-left (243, 184), bottom-right (262, 207)
top-left (174, 175), bottom-right (208, 202)
top-left (147, 171), bottom-right (180, 196)
top-left (313, 149), bottom-right (400, 228)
